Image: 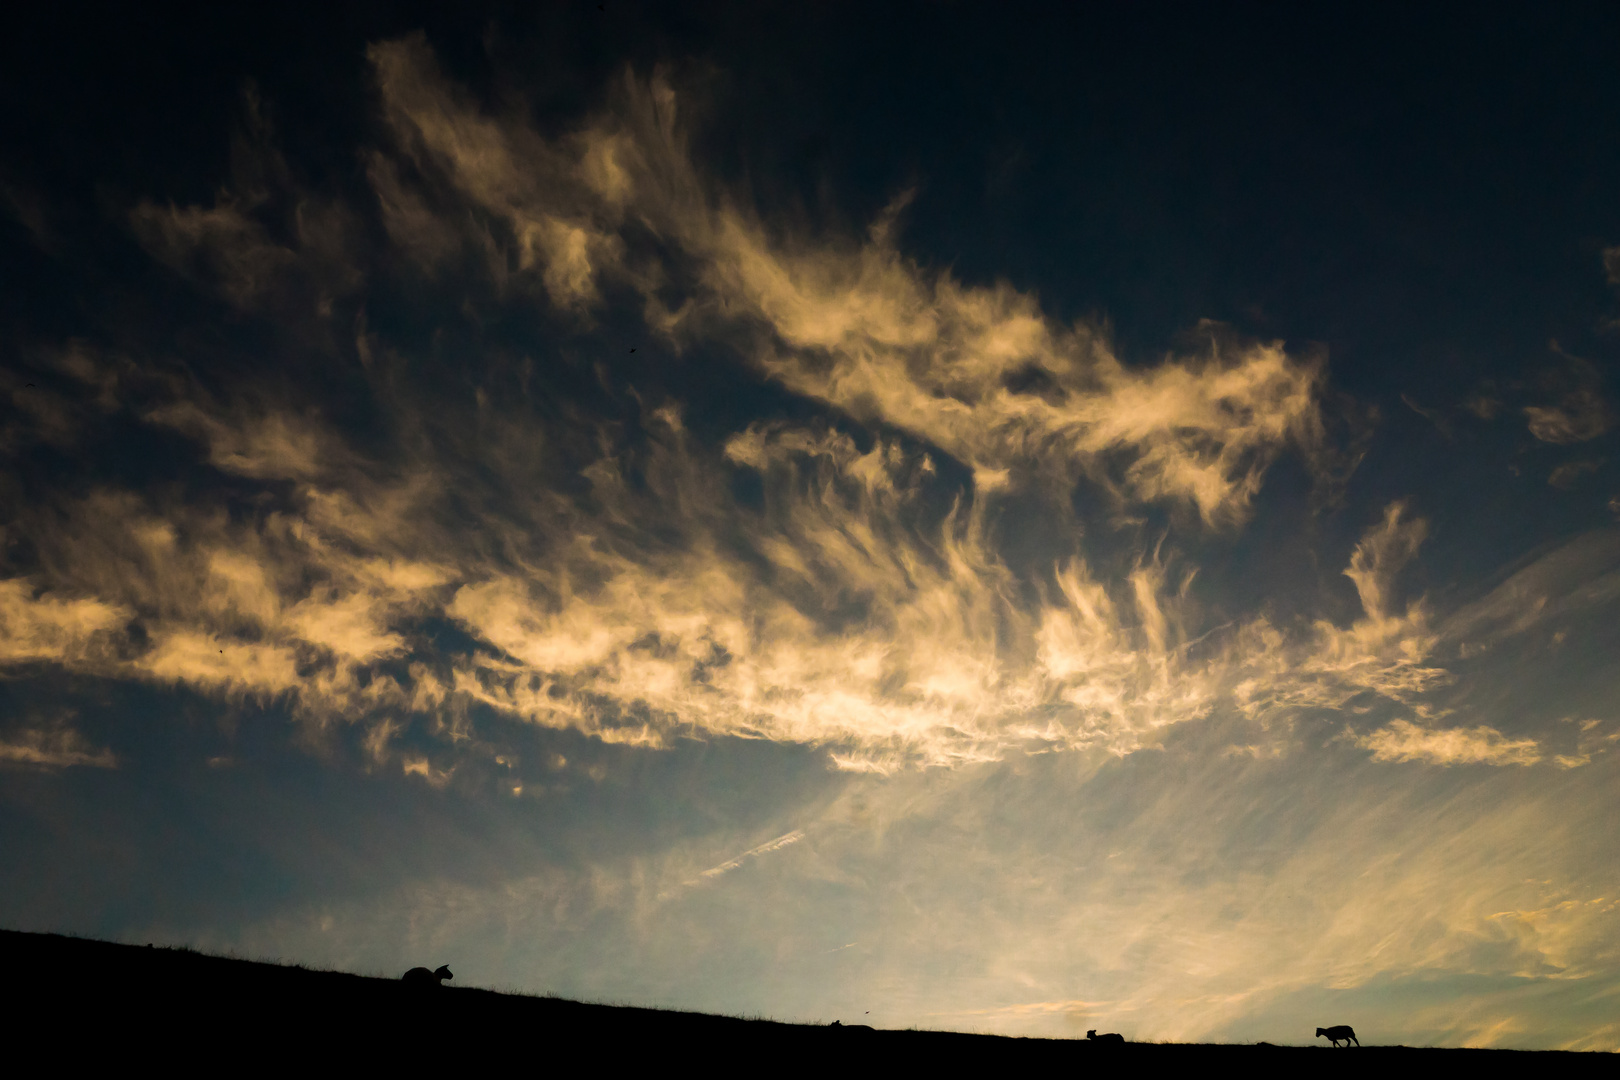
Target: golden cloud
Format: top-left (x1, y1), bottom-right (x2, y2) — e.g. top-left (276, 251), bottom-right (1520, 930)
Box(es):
top-left (4, 38), bottom-right (1598, 782)
top-left (365, 38), bottom-right (1327, 524)
top-left (1358, 719), bottom-right (1541, 766)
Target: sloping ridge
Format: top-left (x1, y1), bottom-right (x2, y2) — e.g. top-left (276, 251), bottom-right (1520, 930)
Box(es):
top-left (2, 930), bottom-right (1601, 1069)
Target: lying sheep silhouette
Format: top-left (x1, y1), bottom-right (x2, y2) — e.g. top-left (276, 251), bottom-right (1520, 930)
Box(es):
top-left (1086, 1029), bottom-right (1124, 1044)
top-left (401, 965), bottom-right (453, 988)
top-left (1316, 1025), bottom-right (1359, 1047)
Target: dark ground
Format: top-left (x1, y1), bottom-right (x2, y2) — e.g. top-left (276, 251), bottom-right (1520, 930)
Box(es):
top-left (4, 930), bottom-right (1609, 1071)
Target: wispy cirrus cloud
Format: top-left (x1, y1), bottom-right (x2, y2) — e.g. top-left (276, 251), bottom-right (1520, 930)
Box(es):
top-left (1357, 718), bottom-right (1541, 766)
top-left (0, 39), bottom-right (1352, 775)
top-left (0, 721), bottom-right (117, 769)
top-left (366, 36), bottom-right (1331, 526)
top-left (4, 38), bottom-right (1601, 782)
top-left (1523, 355), bottom-right (1610, 445)
top-left (1439, 527), bottom-right (1620, 652)
top-left (129, 88), bottom-right (360, 316)
top-left (1526, 393), bottom-right (1609, 444)
top-left (1548, 459), bottom-right (1602, 489)
top-left (694, 829), bottom-right (805, 883)
top-left (0, 577), bottom-right (128, 664)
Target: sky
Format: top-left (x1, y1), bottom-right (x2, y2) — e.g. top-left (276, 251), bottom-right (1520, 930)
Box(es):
top-left (3, 2), bottom-right (1620, 1050)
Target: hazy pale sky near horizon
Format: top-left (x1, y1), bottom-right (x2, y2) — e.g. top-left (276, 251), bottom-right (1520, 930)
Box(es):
top-left (3, 3), bottom-right (1619, 1050)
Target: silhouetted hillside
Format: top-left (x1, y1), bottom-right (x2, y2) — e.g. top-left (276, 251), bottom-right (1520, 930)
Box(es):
top-left (4, 930), bottom-right (1607, 1070)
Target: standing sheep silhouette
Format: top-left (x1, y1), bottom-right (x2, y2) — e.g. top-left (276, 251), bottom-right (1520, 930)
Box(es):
top-left (402, 965), bottom-right (453, 988)
top-left (1316, 1024), bottom-right (1359, 1047)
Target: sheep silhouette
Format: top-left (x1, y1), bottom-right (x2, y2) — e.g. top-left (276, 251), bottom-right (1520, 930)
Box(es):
top-left (1086, 1029), bottom-right (1124, 1044)
top-left (401, 965), bottom-right (453, 988)
top-left (1316, 1025), bottom-right (1359, 1047)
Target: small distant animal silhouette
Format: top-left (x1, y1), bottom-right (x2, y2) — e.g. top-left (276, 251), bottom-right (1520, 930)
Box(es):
top-left (1316, 1025), bottom-right (1359, 1047)
top-left (401, 965), bottom-right (453, 987)
top-left (1086, 1030), bottom-right (1124, 1044)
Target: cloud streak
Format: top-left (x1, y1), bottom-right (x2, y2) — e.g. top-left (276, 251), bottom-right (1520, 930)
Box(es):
top-left (1358, 719), bottom-right (1541, 766)
top-left (0, 722), bottom-right (117, 769)
top-left (695, 829), bottom-right (805, 882)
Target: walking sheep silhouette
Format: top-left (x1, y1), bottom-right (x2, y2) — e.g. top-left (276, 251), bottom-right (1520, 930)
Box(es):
top-left (1086, 1029), bottom-right (1124, 1044)
top-left (1316, 1024), bottom-right (1359, 1047)
top-left (401, 965), bottom-right (453, 988)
